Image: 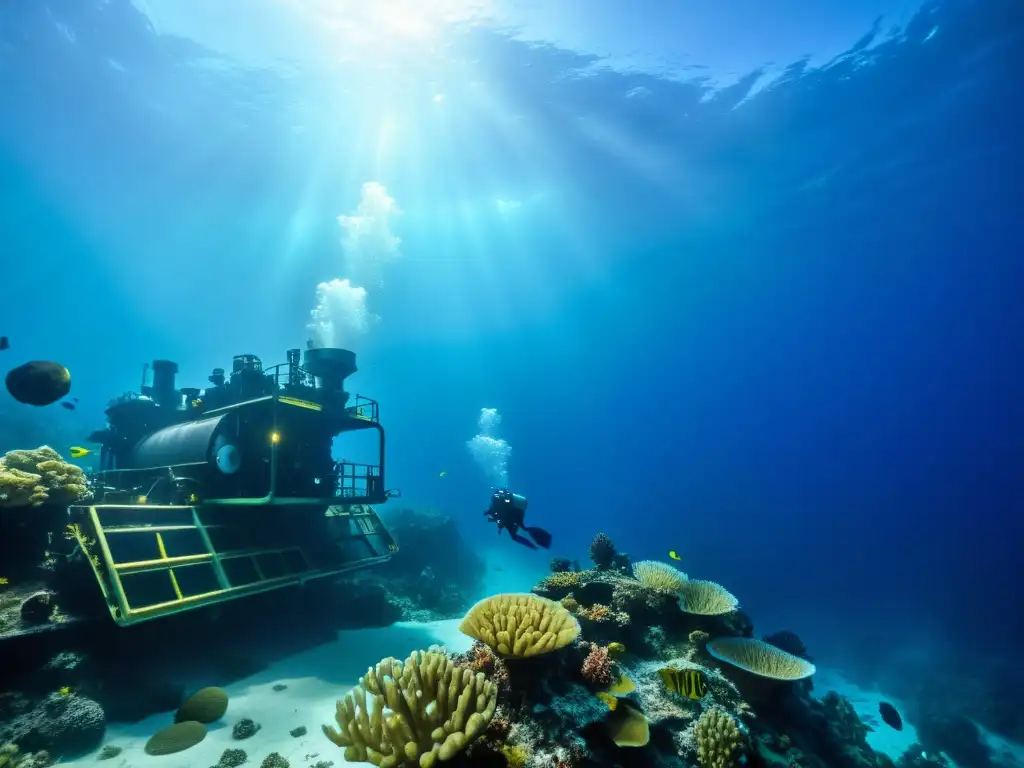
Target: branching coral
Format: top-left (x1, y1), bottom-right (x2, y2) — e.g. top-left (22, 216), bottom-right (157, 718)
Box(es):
top-left (588, 533), bottom-right (616, 569)
top-left (0, 447), bottom-right (90, 507)
top-left (631, 560), bottom-right (688, 592)
top-left (581, 644), bottom-right (612, 686)
top-left (694, 707), bottom-right (743, 768)
top-left (322, 650), bottom-right (497, 768)
top-left (459, 593), bottom-right (580, 658)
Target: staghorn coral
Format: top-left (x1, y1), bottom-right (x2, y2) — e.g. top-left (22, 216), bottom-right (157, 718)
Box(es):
top-left (694, 706), bottom-right (743, 768)
top-left (322, 650), bottom-right (496, 768)
top-left (459, 593), bottom-right (580, 658)
top-left (706, 637), bottom-right (816, 680)
top-left (678, 580), bottom-right (739, 616)
top-left (631, 560), bottom-right (688, 592)
top-left (0, 447), bottom-right (90, 507)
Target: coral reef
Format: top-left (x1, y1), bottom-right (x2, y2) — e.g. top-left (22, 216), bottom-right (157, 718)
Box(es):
top-left (694, 707), bottom-right (744, 768)
top-left (372, 507), bottom-right (486, 618)
top-left (588, 533), bottom-right (617, 570)
top-left (459, 593), bottom-right (580, 658)
top-left (0, 692), bottom-right (105, 757)
top-left (0, 447), bottom-right (89, 508)
top-left (322, 649), bottom-right (497, 767)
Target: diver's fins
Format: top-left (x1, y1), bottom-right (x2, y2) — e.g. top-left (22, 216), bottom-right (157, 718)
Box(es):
top-left (524, 526), bottom-right (552, 549)
top-left (510, 533), bottom-right (538, 549)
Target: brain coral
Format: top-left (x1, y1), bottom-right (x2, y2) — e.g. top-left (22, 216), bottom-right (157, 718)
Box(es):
top-left (175, 687), bottom-right (229, 723)
top-left (631, 560), bottom-right (688, 592)
top-left (145, 721), bottom-right (208, 755)
top-left (706, 637), bottom-right (816, 680)
top-left (459, 593), bottom-right (580, 658)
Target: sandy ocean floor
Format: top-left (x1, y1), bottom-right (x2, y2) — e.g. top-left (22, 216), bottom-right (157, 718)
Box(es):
top-left (58, 553), bottom-right (1024, 768)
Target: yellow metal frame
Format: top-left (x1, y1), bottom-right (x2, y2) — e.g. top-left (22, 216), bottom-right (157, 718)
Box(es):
top-left (73, 503), bottom-right (393, 626)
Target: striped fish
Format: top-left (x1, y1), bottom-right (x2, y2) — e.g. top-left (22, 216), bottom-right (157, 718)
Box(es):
top-left (658, 666), bottom-right (708, 700)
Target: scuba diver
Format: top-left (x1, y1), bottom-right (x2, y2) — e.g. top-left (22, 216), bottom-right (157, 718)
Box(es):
top-left (484, 488), bottom-right (552, 550)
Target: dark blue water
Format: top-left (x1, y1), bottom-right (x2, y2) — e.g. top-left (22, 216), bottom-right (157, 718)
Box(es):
top-left (1, 0), bottom-right (1021, 727)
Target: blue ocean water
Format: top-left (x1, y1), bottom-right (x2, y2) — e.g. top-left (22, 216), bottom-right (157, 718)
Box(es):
top-left (1, 0), bottom-right (1021, 762)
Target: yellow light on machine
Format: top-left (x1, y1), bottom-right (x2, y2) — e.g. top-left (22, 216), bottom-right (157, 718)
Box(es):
top-left (137, 495), bottom-right (148, 504)
top-left (270, 432), bottom-right (281, 444)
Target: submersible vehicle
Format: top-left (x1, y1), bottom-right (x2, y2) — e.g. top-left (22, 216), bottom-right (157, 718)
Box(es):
top-left (59, 344), bottom-right (400, 627)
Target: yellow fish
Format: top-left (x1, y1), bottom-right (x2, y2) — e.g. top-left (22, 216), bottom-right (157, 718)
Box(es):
top-left (607, 642), bottom-right (626, 655)
top-left (69, 446), bottom-right (91, 459)
top-left (658, 666), bottom-right (708, 700)
top-left (595, 691), bottom-right (618, 711)
top-left (668, 550), bottom-right (682, 561)
top-left (439, 471), bottom-right (447, 478)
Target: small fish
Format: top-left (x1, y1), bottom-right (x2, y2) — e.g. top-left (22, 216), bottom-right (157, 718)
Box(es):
top-left (60, 400), bottom-right (76, 411)
top-left (658, 666), bottom-right (708, 700)
top-left (439, 471), bottom-right (447, 478)
top-left (0, 336), bottom-right (8, 351)
top-left (69, 446), bottom-right (92, 459)
top-left (595, 691), bottom-right (618, 711)
top-left (878, 702), bottom-right (903, 731)
top-left (669, 550), bottom-right (682, 561)
top-left (607, 642), bottom-right (626, 655)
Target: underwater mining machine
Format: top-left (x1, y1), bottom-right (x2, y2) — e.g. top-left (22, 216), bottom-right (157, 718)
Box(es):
top-left (70, 345), bottom-right (400, 627)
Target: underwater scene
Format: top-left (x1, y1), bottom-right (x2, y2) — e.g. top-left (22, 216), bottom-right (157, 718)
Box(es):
top-left (0, 1), bottom-right (1021, 767)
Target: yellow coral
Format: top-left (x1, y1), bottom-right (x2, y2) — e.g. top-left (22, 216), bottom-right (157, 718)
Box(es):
top-left (323, 650), bottom-right (496, 768)
top-left (501, 744), bottom-right (530, 767)
top-left (0, 446), bottom-right (90, 507)
top-left (694, 706), bottom-right (743, 768)
top-left (460, 593), bottom-right (581, 658)
top-left (540, 571), bottom-right (581, 589)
